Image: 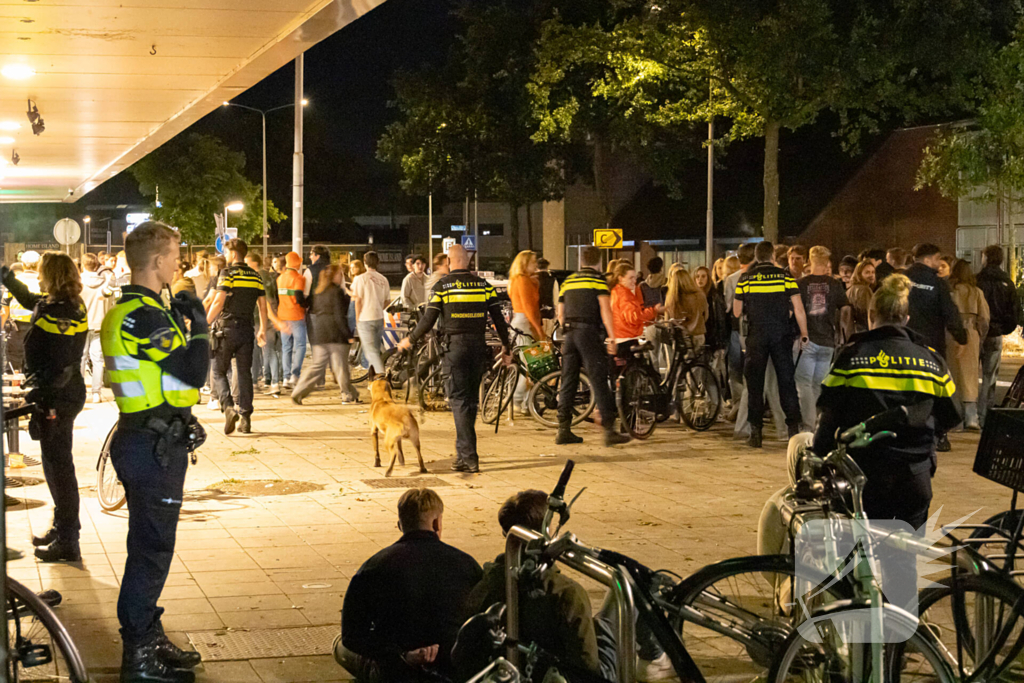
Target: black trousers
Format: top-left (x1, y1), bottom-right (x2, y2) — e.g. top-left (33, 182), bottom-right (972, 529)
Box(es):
top-left (5, 321), bottom-right (28, 373)
top-left (558, 327), bottom-right (615, 426)
top-left (445, 337), bottom-right (488, 465)
top-left (213, 321), bottom-right (255, 415)
top-left (743, 329), bottom-right (801, 430)
top-left (36, 399), bottom-right (84, 540)
top-left (110, 427), bottom-right (189, 647)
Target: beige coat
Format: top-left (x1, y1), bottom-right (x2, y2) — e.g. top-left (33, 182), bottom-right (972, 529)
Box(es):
top-left (946, 283), bottom-right (990, 403)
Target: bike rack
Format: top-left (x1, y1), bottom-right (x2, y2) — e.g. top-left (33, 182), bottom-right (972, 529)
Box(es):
top-left (505, 525), bottom-right (636, 683)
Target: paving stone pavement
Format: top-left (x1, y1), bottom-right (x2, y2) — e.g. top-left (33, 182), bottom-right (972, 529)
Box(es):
top-left (3, 385), bottom-right (1010, 682)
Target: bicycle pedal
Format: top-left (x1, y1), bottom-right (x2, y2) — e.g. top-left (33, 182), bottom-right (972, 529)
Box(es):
top-left (18, 641), bottom-right (53, 667)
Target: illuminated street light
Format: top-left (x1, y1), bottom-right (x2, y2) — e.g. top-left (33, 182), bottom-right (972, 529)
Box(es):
top-left (226, 202), bottom-right (244, 212)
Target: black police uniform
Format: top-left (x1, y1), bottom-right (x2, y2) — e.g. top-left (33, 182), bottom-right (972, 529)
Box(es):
top-left (735, 262), bottom-right (802, 433)
top-left (406, 269), bottom-right (510, 471)
top-left (1, 268), bottom-right (87, 558)
top-left (814, 324), bottom-right (961, 527)
top-left (101, 285), bottom-right (210, 680)
top-left (212, 261), bottom-right (265, 419)
top-left (557, 268), bottom-right (616, 427)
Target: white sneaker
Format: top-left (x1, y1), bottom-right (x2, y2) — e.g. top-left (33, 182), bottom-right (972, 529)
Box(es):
top-left (207, 398), bottom-right (220, 411)
top-left (637, 653), bottom-right (674, 682)
top-left (264, 383), bottom-right (281, 396)
top-left (201, 385), bottom-right (212, 395)
top-left (91, 393), bottom-right (101, 404)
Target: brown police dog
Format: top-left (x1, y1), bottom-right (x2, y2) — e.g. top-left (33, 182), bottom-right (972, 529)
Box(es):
top-left (369, 369), bottom-right (426, 477)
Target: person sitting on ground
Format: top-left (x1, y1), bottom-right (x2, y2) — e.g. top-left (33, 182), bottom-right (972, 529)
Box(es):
top-left (336, 488), bottom-right (482, 683)
top-left (457, 490), bottom-right (671, 683)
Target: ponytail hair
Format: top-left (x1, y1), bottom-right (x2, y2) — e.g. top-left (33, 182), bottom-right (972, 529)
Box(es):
top-left (869, 273), bottom-right (911, 327)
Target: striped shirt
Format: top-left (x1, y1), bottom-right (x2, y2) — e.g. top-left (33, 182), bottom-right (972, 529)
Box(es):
top-left (735, 262), bottom-right (798, 330)
top-left (216, 262), bottom-right (265, 322)
top-left (558, 268), bottom-right (609, 324)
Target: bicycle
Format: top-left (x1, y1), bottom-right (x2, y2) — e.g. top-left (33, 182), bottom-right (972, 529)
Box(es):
top-left (616, 321), bottom-right (722, 439)
top-left (6, 576), bottom-right (89, 682)
top-left (96, 418), bottom-right (205, 513)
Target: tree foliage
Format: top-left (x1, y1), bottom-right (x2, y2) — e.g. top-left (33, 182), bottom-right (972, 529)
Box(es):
top-left (531, 0), bottom-right (1010, 242)
top-left (129, 133), bottom-right (285, 246)
top-left (378, 0), bottom-right (588, 249)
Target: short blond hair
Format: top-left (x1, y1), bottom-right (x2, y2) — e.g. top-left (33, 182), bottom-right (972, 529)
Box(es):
top-left (809, 246), bottom-right (831, 267)
top-left (125, 222), bottom-right (178, 272)
top-left (397, 488), bottom-right (444, 530)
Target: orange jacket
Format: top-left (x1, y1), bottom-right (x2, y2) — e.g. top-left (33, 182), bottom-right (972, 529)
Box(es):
top-left (611, 284), bottom-right (656, 338)
top-left (276, 268), bottom-right (307, 321)
top-left (509, 275), bottom-right (544, 339)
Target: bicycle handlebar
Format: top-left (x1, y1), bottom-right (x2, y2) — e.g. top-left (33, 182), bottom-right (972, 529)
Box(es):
top-left (839, 406), bottom-right (907, 445)
top-left (551, 460), bottom-right (574, 500)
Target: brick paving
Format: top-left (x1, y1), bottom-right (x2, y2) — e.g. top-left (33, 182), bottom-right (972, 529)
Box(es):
top-left (4, 383), bottom-right (1012, 682)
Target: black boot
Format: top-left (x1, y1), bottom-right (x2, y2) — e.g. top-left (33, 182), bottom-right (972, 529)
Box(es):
top-left (152, 630), bottom-right (201, 669)
top-left (32, 527), bottom-right (56, 547)
top-left (238, 414), bottom-right (251, 434)
top-left (936, 433), bottom-right (951, 452)
top-left (747, 426), bottom-right (763, 449)
top-left (34, 537), bottom-right (80, 563)
top-left (120, 641), bottom-right (196, 683)
top-left (604, 426), bottom-right (630, 446)
top-left (555, 424), bottom-right (583, 445)
top-left (224, 406), bottom-right (239, 435)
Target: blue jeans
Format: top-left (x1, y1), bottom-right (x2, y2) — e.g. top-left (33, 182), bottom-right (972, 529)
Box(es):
top-left (979, 336), bottom-right (1003, 425)
top-left (794, 340), bottom-right (834, 432)
top-left (263, 328), bottom-right (282, 385)
top-left (357, 319), bottom-right (385, 373)
top-left (281, 318), bottom-right (308, 382)
top-left (81, 330), bottom-right (104, 395)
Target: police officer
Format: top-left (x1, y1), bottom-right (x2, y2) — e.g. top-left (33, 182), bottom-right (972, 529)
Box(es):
top-left (814, 274), bottom-right (961, 528)
top-left (554, 246), bottom-right (630, 447)
top-left (733, 241), bottom-right (808, 448)
top-left (2, 250), bottom-right (42, 372)
top-left (206, 238), bottom-right (268, 435)
top-left (100, 221), bottom-right (209, 682)
top-left (398, 244), bottom-right (510, 473)
top-left (2, 252), bottom-right (87, 562)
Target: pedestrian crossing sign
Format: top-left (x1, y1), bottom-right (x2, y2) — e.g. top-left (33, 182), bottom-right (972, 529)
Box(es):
top-left (593, 228), bottom-right (623, 249)
top-left (461, 235), bottom-right (477, 251)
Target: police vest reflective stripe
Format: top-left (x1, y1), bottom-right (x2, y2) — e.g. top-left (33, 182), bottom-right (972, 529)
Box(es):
top-left (8, 273), bottom-right (40, 323)
top-left (100, 293), bottom-right (199, 413)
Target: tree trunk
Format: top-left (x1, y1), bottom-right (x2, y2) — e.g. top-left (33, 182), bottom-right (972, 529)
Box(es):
top-left (526, 203), bottom-right (534, 251)
top-left (509, 203), bottom-right (521, 254)
top-left (762, 120), bottom-right (781, 244)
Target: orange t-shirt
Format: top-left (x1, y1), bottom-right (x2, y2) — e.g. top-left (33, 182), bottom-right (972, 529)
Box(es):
top-left (509, 275), bottom-right (543, 339)
top-left (610, 284), bottom-right (656, 338)
top-left (276, 268), bottom-right (307, 321)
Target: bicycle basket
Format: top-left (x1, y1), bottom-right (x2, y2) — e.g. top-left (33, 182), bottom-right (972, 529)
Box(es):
top-left (974, 409), bottom-right (1024, 492)
top-left (521, 341), bottom-right (558, 381)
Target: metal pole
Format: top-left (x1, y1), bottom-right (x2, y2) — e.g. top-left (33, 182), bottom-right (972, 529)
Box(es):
top-left (262, 112), bottom-right (268, 261)
top-left (292, 54), bottom-right (305, 256)
top-left (428, 193), bottom-right (433, 265)
top-left (473, 190), bottom-right (479, 271)
top-left (706, 116), bottom-right (714, 267)
top-left (1, 342), bottom-right (7, 678)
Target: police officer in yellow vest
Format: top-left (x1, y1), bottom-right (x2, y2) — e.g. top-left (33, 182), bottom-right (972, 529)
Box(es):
top-left (2, 250), bottom-right (42, 372)
top-left (100, 222), bottom-right (209, 683)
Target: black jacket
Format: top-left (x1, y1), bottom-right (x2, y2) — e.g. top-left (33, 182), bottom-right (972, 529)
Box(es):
top-left (814, 325), bottom-right (962, 469)
top-left (309, 284), bottom-right (353, 345)
top-left (341, 530), bottom-right (482, 675)
top-left (904, 262), bottom-right (966, 356)
top-left (976, 264), bottom-right (1020, 338)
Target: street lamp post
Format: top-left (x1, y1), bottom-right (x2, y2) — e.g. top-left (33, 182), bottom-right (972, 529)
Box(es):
top-left (222, 99), bottom-right (309, 260)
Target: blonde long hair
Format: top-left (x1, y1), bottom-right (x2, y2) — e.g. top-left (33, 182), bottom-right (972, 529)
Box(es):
top-left (664, 268), bottom-right (699, 319)
top-left (869, 273), bottom-right (912, 327)
top-left (508, 250), bottom-right (536, 283)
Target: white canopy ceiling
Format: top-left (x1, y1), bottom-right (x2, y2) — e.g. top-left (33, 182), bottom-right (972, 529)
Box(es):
top-left (0, 0), bottom-right (386, 202)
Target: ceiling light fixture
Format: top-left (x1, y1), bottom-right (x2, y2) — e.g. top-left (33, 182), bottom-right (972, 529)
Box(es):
top-left (2, 64), bottom-right (35, 80)
top-left (26, 99), bottom-right (43, 135)
top-left (0, 121), bottom-right (21, 131)
top-left (0, 137), bottom-right (13, 145)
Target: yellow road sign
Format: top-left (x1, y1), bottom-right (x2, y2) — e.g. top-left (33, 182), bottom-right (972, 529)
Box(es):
top-left (593, 228), bottom-right (623, 249)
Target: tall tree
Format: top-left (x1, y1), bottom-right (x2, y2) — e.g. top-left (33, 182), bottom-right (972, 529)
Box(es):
top-left (532, 0), bottom-right (1009, 242)
top-left (378, 0), bottom-right (588, 251)
top-left (129, 133), bottom-right (285, 245)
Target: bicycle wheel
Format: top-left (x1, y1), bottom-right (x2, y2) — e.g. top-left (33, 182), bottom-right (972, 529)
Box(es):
top-left (665, 554), bottom-right (850, 683)
top-left (526, 370), bottom-right (595, 428)
top-left (966, 510), bottom-right (1024, 576)
top-left (95, 423), bottom-right (126, 512)
top-left (418, 363), bottom-right (449, 412)
top-left (349, 340), bottom-right (369, 384)
top-left (7, 577), bottom-right (90, 683)
top-left (480, 364), bottom-right (518, 425)
top-left (676, 363), bottom-right (722, 431)
top-left (768, 602), bottom-right (956, 683)
top-left (617, 363), bottom-right (659, 439)
top-left (918, 572), bottom-right (1024, 681)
